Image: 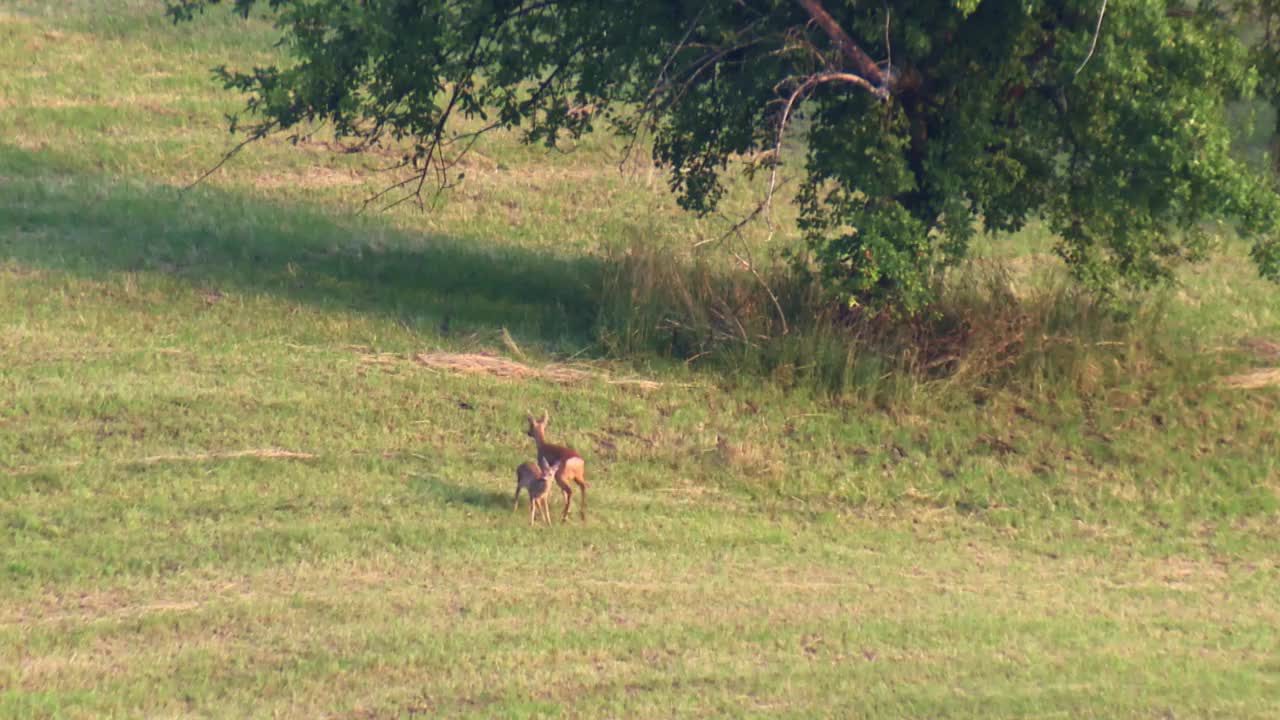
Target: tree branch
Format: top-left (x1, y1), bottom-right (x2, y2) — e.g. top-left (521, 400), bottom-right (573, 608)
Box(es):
top-left (794, 0), bottom-right (886, 92)
top-left (765, 71), bottom-right (877, 214)
top-left (180, 120), bottom-right (276, 193)
top-left (619, 7), bottom-right (710, 171)
top-left (1073, 0), bottom-right (1108, 79)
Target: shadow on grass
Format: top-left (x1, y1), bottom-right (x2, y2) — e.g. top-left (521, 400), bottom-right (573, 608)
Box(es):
top-left (0, 144), bottom-right (601, 351)
top-left (408, 472), bottom-right (518, 512)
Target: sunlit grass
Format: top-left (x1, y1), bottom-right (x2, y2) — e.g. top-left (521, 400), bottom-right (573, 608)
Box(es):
top-left (2, 1), bottom-right (1279, 716)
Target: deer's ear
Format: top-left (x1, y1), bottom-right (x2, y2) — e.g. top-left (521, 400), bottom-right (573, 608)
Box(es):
top-left (526, 410), bottom-right (535, 423)
top-left (540, 409), bottom-right (550, 424)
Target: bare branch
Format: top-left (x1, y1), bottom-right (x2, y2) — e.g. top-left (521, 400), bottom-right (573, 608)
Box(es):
top-left (618, 8), bottom-right (707, 171)
top-left (698, 68), bottom-right (875, 252)
top-left (622, 19), bottom-right (775, 171)
top-left (359, 160), bottom-right (429, 214)
top-left (694, 202), bottom-right (792, 337)
top-left (764, 71), bottom-right (880, 216)
top-left (694, 64), bottom-right (880, 336)
top-left (732, 248), bottom-right (790, 336)
top-left (180, 121), bottom-right (276, 193)
top-left (696, 198), bottom-right (773, 249)
top-left (883, 4), bottom-right (892, 76)
top-left (364, 27), bottom-right (583, 213)
top-left (1074, 0), bottom-right (1108, 79)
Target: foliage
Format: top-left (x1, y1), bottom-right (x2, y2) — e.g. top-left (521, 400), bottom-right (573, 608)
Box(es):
top-left (4, 5), bottom-right (1280, 714)
top-left (165, 0), bottom-right (1280, 311)
top-left (1235, 1), bottom-right (1280, 168)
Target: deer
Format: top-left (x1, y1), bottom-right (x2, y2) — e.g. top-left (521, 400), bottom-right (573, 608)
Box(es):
top-left (514, 457), bottom-right (558, 526)
top-left (525, 410), bottom-right (588, 522)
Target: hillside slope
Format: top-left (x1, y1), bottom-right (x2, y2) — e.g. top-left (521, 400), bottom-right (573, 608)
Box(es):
top-left (2, 3), bottom-right (1278, 716)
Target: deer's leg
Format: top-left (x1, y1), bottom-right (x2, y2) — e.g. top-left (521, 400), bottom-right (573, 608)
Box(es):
top-left (514, 485), bottom-right (522, 512)
top-left (556, 477), bottom-right (573, 522)
top-left (577, 480), bottom-right (587, 520)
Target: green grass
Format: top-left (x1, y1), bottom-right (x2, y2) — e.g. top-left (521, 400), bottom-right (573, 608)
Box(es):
top-left (3, 2), bottom-right (1280, 717)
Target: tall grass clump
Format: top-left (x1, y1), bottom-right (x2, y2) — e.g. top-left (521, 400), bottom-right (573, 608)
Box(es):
top-left (928, 262), bottom-right (1179, 395)
top-left (594, 229), bottom-right (1182, 403)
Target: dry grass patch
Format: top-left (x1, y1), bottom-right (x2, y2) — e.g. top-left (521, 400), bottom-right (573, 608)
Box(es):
top-left (129, 448), bottom-right (318, 465)
top-left (250, 167), bottom-right (369, 190)
top-left (1241, 336), bottom-right (1280, 360)
top-left (1221, 368), bottom-right (1280, 389)
top-left (353, 347), bottom-right (666, 391)
top-left (4, 448), bottom-right (317, 477)
top-left (11, 94), bottom-right (187, 111)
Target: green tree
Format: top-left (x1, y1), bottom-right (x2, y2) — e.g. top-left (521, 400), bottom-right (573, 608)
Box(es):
top-left (1235, 1), bottom-right (1280, 167)
top-left (169, 0), bottom-right (1280, 312)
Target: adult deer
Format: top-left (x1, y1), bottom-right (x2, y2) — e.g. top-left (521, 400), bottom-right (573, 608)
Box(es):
top-left (525, 410), bottom-right (588, 522)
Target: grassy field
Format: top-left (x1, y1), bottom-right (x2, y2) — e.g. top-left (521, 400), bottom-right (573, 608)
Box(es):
top-left (3, 1), bottom-right (1280, 717)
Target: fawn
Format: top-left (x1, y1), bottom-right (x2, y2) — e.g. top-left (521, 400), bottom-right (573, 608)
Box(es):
top-left (526, 410), bottom-right (588, 521)
top-left (514, 458), bottom-right (558, 526)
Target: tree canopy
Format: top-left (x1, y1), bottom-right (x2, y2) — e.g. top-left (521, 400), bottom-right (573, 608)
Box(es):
top-left (168, 0), bottom-right (1280, 312)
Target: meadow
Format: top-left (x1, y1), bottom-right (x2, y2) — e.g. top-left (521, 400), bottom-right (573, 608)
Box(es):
top-left (2, 1), bottom-right (1279, 716)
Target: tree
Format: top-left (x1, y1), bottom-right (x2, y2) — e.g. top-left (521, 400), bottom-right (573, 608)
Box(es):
top-left (168, 0), bottom-right (1280, 312)
top-left (1236, 0), bottom-right (1280, 169)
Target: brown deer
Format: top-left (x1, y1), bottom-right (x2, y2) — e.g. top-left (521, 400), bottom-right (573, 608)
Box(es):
top-left (514, 458), bottom-right (558, 526)
top-left (526, 410), bottom-right (588, 521)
